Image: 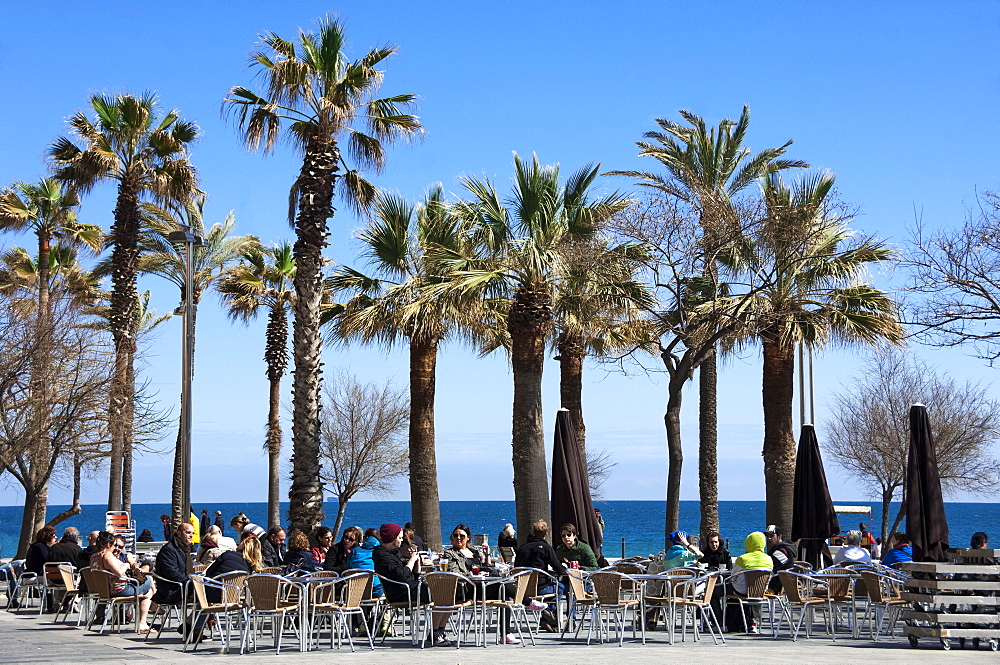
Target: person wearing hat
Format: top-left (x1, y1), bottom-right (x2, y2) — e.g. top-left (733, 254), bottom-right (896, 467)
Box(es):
top-left (372, 522), bottom-right (452, 646)
top-left (214, 511), bottom-right (225, 534)
top-left (763, 524), bottom-right (797, 591)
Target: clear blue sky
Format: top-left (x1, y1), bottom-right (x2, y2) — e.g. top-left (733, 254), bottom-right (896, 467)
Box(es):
top-left (1, 1), bottom-right (997, 506)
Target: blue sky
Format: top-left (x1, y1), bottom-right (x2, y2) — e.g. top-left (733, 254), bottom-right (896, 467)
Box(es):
top-left (1, 1), bottom-right (998, 506)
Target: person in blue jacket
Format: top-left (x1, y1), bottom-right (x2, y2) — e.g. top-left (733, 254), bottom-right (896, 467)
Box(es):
top-left (880, 532), bottom-right (913, 568)
top-left (347, 528), bottom-right (383, 597)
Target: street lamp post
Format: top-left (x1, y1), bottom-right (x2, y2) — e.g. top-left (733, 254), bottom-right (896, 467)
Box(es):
top-left (168, 225), bottom-right (204, 528)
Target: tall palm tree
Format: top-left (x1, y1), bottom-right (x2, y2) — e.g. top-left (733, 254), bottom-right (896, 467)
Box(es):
top-left (442, 154), bottom-right (629, 540)
top-left (328, 186), bottom-right (488, 551)
top-left (127, 198), bottom-right (259, 521)
top-left (49, 92), bottom-right (199, 511)
top-left (610, 106), bottom-right (805, 537)
top-left (217, 243), bottom-right (296, 528)
top-left (724, 172), bottom-right (903, 533)
top-left (224, 15), bottom-right (422, 532)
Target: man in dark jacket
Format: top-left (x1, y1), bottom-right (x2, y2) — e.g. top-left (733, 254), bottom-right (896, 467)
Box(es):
top-left (151, 522), bottom-right (194, 605)
top-left (48, 527), bottom-right (87, 569)
top-left (261, 526), bottom-right (286, 568)
top-left (514, 520), bottom-right (565, 630)
top-left (764, 524), bottom-right (797, 591)
top-left (214, 511), bottom-right (225, 534)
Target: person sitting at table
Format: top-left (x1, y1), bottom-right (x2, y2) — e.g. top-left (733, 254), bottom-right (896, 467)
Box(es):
top-left (712, 531), bottom-right (773, 633)
top-left (372, 523), bottom-right (452, 647)
top-left (311, 526), bottom-right (333, 565)
top-left (196, 534), bottom-right (225, 567)
top-left (90, 530), bottom-right (155, 632)
top-left (346, 528), bottom-right (383, 597)
top-left (833, 530), bottom-right (873, 565)
top-left (444, 523), bottom-right (519, 643)
top-left (203, 535), bottom-right (262, 603)
top-left (284, 529), bottom-right (321, 573)
top-left (513, 520), bottom-right (565, 632)
top-left (554, 523), bottom-right (599, 571)
top-left (880, 532), bottom-right (913, 568)
top-left (324, 525), bottom-right (362, 573)
top-left (663, 530), bottom-right (702, 569)
top-left (699, 531), bottom-right (731, 570)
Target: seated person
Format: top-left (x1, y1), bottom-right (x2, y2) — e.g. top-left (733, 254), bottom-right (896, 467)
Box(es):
top-left (196, 535), bottom-right (225, 568)
top-left (346, 528), bottom-right (383, 597)
top-left (663, 530), bottom-right (702, 568)
top-left (205, 524), bottom-right (237, 550)
top-left (713, 531), bottom-right (773, 633)
top-left (90, 531), bottom-right (154, 632)
top-left (324, 526), bottom-right (361, 573)
top-left (230, 513), bottom-right (266, 540)
top-left (699, 531), bottom-right (732, 570)
top-left (498, 523), bottom-right (518, 548)
top-left (373, 523), bottom-right (451, 647)
top-left (443, 523), bottom-right (519, 643)
top-left (260, 527), bottom-right (286, 569)
top-left (554, 523), bottom-right (599, 570)
top-left (833, 530), bottom-right (872, 565)
top-left (880, 532), bottom-right (913, 568)
top-left (151, 522), bottom-right (194, 606)
top-left (284, 529), bottom-right (321, 573)
top-left (764, 525), bottom-right (797, 591)
top-left (48, 526), bottom-right (86, 569)
top-left (137, 529), bottom-right (155, 543)
top-left (311, 527), bottom-right (333, 566)
top-left (203, 535), bottom-right (262, 603)
top-left (972, 531), bottom-right (989, 550)
top-left (513, 519), bottom-right (565, 632)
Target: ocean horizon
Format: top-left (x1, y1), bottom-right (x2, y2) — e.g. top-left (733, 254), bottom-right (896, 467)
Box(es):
top-left (2, 499), bottom-right (994, 560)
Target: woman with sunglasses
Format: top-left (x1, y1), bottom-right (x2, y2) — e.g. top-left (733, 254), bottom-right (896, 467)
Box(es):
top-left (323, 525), bottom-right (362, 573)
top-left (444, 524), bottom-right (520, 644)
top-left (90, 531), bottom-right (154, 632)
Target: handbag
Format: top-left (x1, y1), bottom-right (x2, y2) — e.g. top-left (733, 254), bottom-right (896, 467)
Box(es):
top-left (128, 565), bottom-right (147, 586)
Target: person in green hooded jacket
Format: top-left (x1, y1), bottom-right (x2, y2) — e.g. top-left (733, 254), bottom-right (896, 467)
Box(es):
top-left (713, 532), bottom-right (773, 633)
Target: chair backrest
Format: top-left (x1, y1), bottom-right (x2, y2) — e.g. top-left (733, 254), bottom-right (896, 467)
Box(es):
top-left (341, 571), bottom-right (372, 608)
top-left (190, 575), bottom-right (210, 609)
top-left (824, 574), bottom-right (853, 600)
top-left (244, 574), bottom-right (286, 611)
top-left (44, 562), bottom-right (66, 586)
top-left (423, 571), bottom-right (464, 607)
top-left (678, 572), bottom-right (716, 603)
top-left (57, 565), bottom-right (78, 591)
top-left (566, 569), bottom-right (592, 602)
top-left (859, 571), bottom-right (892, 604)
top-left (778, 571), bottom-right (809, 604)
top-left (614, 561), bottom-right (646, 575)
top-left (590, 571), bottom-right (630, 606)
top-left (741, 569), bottom-right (772, 599)
top-left (87, 569), bottom-right (116, 601)
top-left (259, 566), bottom-right (282, 575)
top-left (791, 561), bottom-right (813, 574)
top-left (216, 572), bottom-right (247, 603)
top-left (510, 567), bottom-right (540, 597)
top-left (500, 547), bottom-right (516, 563)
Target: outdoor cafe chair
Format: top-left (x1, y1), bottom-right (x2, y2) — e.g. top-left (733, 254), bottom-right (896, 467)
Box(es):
top-left (420, 571), bottom-right (476, 648)
top-left (642, 567), bottom-right (698, 642)
top-left (38, 562), bottom-right (68, 616)
top-left (588, 570), bottom-right (643, 646)
top-left (376, 575), bottom-right (423, 645)
top-left (84, 568), bottom-right (142, 634)
top-left (563, 568), bottom-right (598, 640)
top-left (52, 564), bottom-right (83, 625)
top-left (858, 570), bottom-right (907, 641)
top-left (186, 574), bottom-right (243, 652)
top-left (673, 571), bottom-right (725, 645)
top-left (723, 568), bottom-right (774, 635)
top-left (8, 566), bottom-right (40, 612)
top-left (774, 571), bottom-right (829, 640)
top-left (240, 573), bottom-right (299, 655)
top-left (511, 566), bottom-right (562, 631)
top-left (341, 568), bottom-right (382, 636)
top-left (309, 571), bottom-right (375, 651)
top-left (483, 568), bottom-right (536, 646)
top-left (145, 572), bottom-right (187, 641)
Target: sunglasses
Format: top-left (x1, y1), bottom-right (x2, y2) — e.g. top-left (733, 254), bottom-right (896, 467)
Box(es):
top-left (450, 533), bottom-right (467, 539)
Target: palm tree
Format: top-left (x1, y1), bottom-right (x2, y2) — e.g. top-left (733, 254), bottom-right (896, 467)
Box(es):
top-left (217, 243), bottom-right (296, 528)
top-left (49, 92), bottom-right (199, 511)
top-left (224, 15), bottom-right (422, 533)
top-left (725, 171), bottom-right (903, 533)
top-left (328, 186), bottom-right (488, 551)
top-left (609, 106), bottom-right (805, 537)
top-left (126, 198), bottom-right (259, 521)
top-left (442, 154), bottom-right (629, 540)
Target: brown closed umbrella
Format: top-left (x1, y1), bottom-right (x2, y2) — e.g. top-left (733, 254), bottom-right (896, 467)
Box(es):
top-left (905, 403), bottom-right (949, 562)
top-left (792, 424), bottom-right (840, 568)
top-left (550, 409), bottom-right (603, 557)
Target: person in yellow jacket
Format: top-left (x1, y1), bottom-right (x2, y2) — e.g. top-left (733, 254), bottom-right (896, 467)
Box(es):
top-left (189, 507), bottom-right (201, 545)
top-left (713, 532), bottom-right (773, 633)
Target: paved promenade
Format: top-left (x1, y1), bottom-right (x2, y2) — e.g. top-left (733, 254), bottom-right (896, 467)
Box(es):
top-left (3, 605), bottom-right (998, 665)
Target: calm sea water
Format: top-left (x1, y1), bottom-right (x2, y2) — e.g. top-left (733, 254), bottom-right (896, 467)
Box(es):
top-left (1, 500), bottom-right (995, 559)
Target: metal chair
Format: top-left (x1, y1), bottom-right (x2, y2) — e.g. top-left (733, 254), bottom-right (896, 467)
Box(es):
top-left (563, 568), bottom-right (598, 640)
top-left (774, 571), bottom-right (829, 640)
top-left (84, 568), bottom-right (142, 634)
top-left (240, 573), bottom-right (299, 655)
top-left (858, 570), bottom-right (907, 640)
top-left (420, 571), bottom-right (475, 648)
top-left (8, 568), bottom-right (40, 611)
top-left (723, 568), bottom-right (773, 635)
top-left (52, 565), bottom-right (83, 624)
top-left (38, 562), bottom-right (68, 616)
top-left (376, 575), bottom-right (423, 644)
top-left (642, 567), bottom-right (698, 641)
top-left (483, 568), bottom-right (536, 646)
top-left (511, 567), bottom-right (562, 632)
top-left (588, 570), bottom-right (643, 646)
top-left (310, 571), bottom-right (375, 651)
top-left (145, 572), bottom-right (187, 641)
top-left (186, 574), bottom-right (244, 652)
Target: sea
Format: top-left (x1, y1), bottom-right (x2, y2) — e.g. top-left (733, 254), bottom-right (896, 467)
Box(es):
top-left (1, 500), bottom-right (995, 560)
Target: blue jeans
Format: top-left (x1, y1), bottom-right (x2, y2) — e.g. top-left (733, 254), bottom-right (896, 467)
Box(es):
top-left (0, 561), bottom-right (24, 601)
top-left (115, 576), bottom-right (152, 598)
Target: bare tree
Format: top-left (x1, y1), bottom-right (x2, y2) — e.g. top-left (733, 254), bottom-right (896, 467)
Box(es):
top-left (905, 191), bottom-right (1000, 362)
top-left (318, 371), bottom-right (409, 538)
top-left (584, 448), bottom-right (617, 500)
top-left (823, 351), bottom-right (1000, 542)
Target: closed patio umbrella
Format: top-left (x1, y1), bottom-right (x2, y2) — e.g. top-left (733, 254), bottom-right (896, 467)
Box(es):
top-left (905, 403), bottom-right (949, 562)
top-left (550, 409), bottom-right (603, 557)
top-left (791, 424), bottom-right (839, 568)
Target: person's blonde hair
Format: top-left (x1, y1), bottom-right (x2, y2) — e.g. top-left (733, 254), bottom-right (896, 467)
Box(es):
top-left (288, 529), bottom-right (310, 553)
top-left (238, 535), bottom-right (263, 571)
top-left (531, 520), bottom-right (549, 538)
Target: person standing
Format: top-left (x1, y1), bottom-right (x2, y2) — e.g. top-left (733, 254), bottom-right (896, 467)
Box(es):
top-left (160, 514), bottom-right (172, 541)
top-left (199, 510), bottom-right (210, 539)
top-left (188, 507), bottom-right (201, 546)
top-left (214, 511), bottom-right (225, 534)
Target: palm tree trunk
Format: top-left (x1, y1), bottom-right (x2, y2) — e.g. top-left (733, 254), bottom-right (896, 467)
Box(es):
top-left (762, 335), bottom-right (796, 535)
top-left (107, 180), bottom-right (142, 512)
top-left (557, 333), bottom-right (586, 457)
top-left (409, 336), bottom-right (442, 551)
top-left (288, 136), bottom-right (338, 534)
top-left (123, 351), bottom-right (135, 515)
top-left (698, 349), bottom-right (720, 539)
top-left (265, 304), bottom-right (288, 529)
top-left (509, 288), bottom-right (552, 543)
top-left (171, 303), bottom-right (199, 524)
